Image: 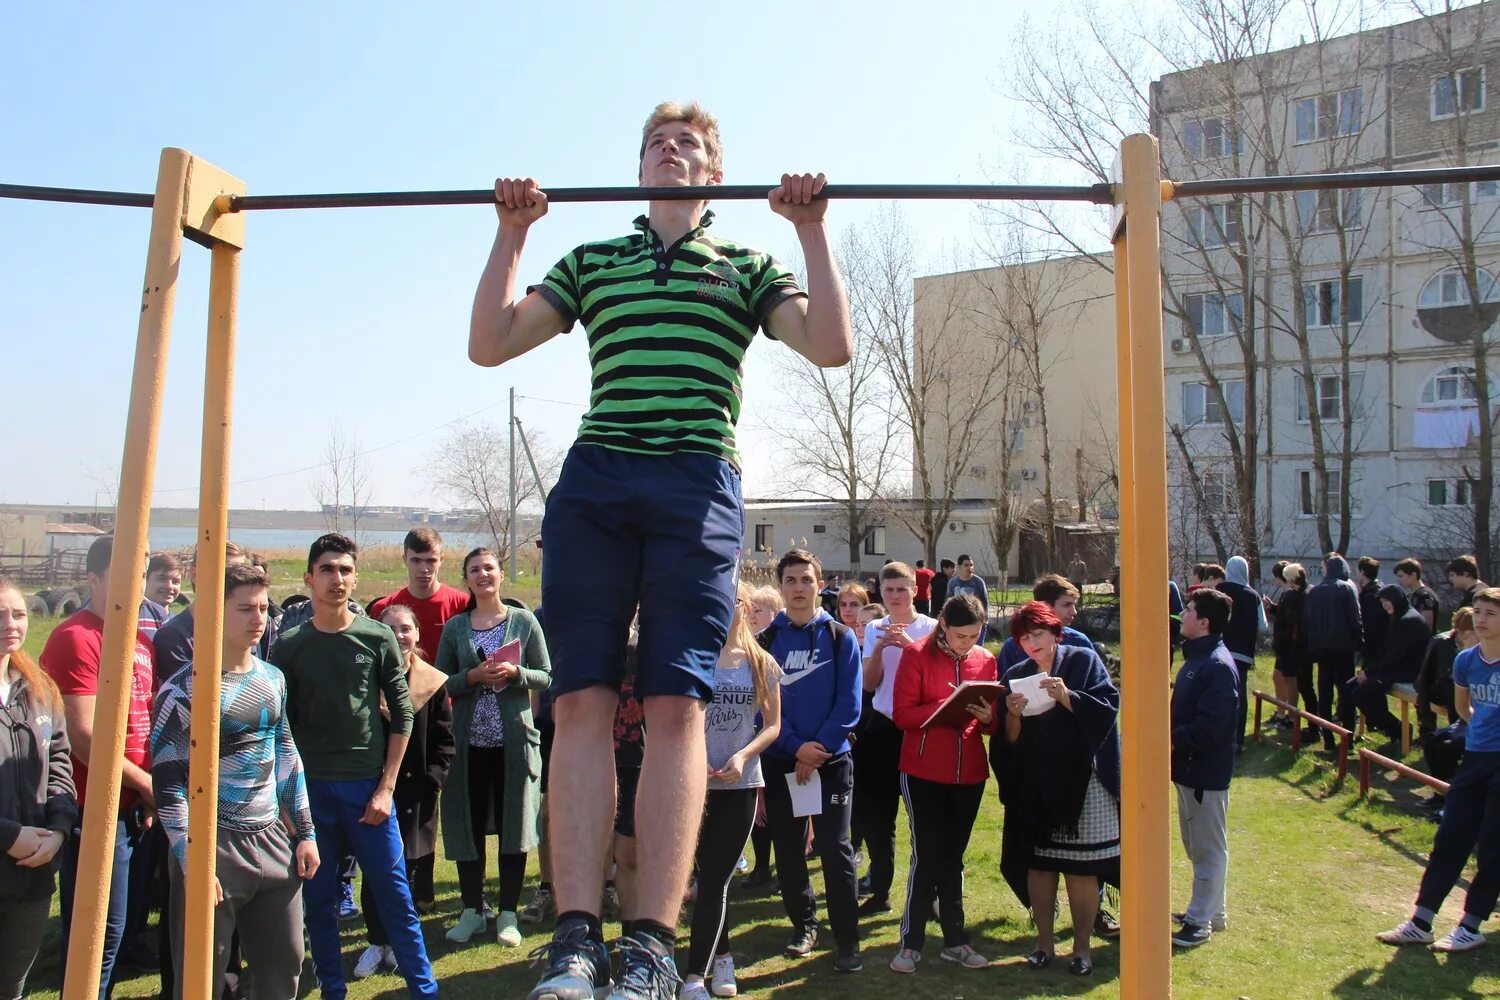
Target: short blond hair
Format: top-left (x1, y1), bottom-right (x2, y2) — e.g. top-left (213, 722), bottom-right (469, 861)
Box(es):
top-left (751, 584), bottom-right (784, 612)
top-left (1283, 562), bottom-right (1307, 588)
top-left (640, 101), bottom-right (723, 172)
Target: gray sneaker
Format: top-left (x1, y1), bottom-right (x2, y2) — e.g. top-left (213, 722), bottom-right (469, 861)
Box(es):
top-left (608, 932), bottom-right (681, 1000)
top-left (527, 919), bottom-right (612, 1000)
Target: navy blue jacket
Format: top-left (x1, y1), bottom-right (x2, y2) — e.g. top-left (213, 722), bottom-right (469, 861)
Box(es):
top-left (758, 610), bottom-right (863, 759)
top-left (1170, 634), bottom-right (1240, 792)
top-left (1303, 555), bottom-right (1362, 652)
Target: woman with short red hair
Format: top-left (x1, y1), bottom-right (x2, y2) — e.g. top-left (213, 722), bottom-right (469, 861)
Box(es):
top-left (993, 600), bottom-right (1121, 977)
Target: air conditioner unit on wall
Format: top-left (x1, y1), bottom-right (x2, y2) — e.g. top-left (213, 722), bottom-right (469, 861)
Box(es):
top-left (1170, 338), bottom-right (1189, 353)
top-left (1022, 400), bottom-right (1039, 413)
top-left (1020, 467), bottom-right (1039, 481)
top-left (948, 520), bottom-right (966, 532)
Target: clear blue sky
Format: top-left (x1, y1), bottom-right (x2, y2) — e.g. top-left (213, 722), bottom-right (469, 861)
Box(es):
top-left (2, 1), bottom-right (1061, 510)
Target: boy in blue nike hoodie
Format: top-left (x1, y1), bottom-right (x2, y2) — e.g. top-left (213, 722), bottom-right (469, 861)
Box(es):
top-left (757, 548), bottom-right (864, 971)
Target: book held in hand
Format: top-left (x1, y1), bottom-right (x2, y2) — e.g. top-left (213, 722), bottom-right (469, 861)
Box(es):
top-left (921, 681), bottom-right (1006, 728)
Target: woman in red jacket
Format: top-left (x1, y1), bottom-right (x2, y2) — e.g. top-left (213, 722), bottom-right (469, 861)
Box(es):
top-left (887, 593), bottom-right (999, 975)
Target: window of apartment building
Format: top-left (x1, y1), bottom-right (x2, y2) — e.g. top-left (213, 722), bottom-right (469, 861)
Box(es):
top-left (1182, 291), bottom-right (1244, 338)
top-left (1427, 478), bottom-right (1473, 506)
top-left (1186, 202), bottom-right (1242, 248)
top-left (1418, 266), bottom-right (1500, 308)
top-left (1299, 468), bottom-right (1361, 516)
top-left (863, 524), bottom-right (887, 556)
top-left (1181, 379), bottom-right (1245, 426)
top-left (1294, 372), bottom-right (1361, 422)
top-left (1199, 468), bottom-right (1236, 518)
top-left (1183, 116), bottom-right (1244, 160)
top-left (1293, 88), bottom-right (1363, 143)
top-left (754, 523), bottom-right (773, 552)
top-left (1295, 189), bottom-right (1363, 234)
top-left (812, 523), bottom-right (826, 534)
top-left (1420, 365), bottom-right (1494, 405)
top-left (1300, 276), bottom-right (1364, 328)
top-left (1421, 179), bottom-right (1500, 207)
top-left (1431, 66), bottom-right (1485, 120)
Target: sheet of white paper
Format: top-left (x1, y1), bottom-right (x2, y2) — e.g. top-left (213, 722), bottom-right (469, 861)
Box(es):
top-left (1009, 672), bottom-right (1057, 716)
top-left (785, 769), bottom-right (823, 817)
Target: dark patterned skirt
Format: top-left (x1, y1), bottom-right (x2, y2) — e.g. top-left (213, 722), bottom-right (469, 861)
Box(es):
top-left (1032, 771), bottom-right (1121, 879)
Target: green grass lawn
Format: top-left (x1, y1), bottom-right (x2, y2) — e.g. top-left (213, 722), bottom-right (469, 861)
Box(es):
top-left (13, 635), bottom-right (1500, 997)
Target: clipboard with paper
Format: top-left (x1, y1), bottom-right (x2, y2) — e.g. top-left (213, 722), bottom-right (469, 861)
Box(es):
top-left (920, 681), bottom-right (1006, 728)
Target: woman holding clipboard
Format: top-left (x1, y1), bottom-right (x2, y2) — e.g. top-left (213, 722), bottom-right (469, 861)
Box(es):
top-left (436, 548), bottom-right (552, 948)
top-left (887, 593), bottom-right (1000, 975)
top-left (994, 600), bottom-right (1121, 977)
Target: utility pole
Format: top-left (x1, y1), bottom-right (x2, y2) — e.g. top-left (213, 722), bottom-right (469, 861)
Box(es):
top-left (508, 387), bottom-right (517, 579)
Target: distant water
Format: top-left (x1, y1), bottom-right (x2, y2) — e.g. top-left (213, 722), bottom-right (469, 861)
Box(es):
top-left (147, 525), bottom-right (486, 552)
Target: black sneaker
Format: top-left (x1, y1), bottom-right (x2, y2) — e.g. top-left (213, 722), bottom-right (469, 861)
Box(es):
top-left (785, 925), bottom-right (819, 957)
top-left (608, 932), bottom-right (681, 1000)
top-left (1094, 907), bottom-right (1121, 938)
top-left (856, 874), bottom-right (873, 898)
top-left (527, 919), bottom-right (612, 1000)
top-left (857, 896), bottom-right (891, 917)
top-left (1171, 921), bottom-right (1212, 949)
top-left (834, 950), bottom-right (863, 972)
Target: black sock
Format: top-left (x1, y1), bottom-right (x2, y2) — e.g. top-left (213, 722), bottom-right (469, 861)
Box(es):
top-left (634, 919), bottom-right (676, 949)
top-left (621, 919), bottom-right (635, 937)
top-left (559, 910), bottom-right (603, 941)
top-left (539, 881), bottom-right (552, 893)
top-left (1412, 915), bottom-right (1433, 933)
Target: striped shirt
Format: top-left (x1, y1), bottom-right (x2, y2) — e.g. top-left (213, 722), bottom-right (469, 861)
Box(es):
top-left (532, 211), bottom-right (804, 464)
top-left (150, 656), bottom-right (314, 871)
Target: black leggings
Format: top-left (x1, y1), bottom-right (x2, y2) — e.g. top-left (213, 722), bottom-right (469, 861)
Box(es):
top-left (900, 774), bottom-right (983, 951)
top-left (1313, 649), bottom-right (1357, 747)
top-left (457, 745), bottom-right (527, 913)
top-left (687, 788), bottom-right (759, 977)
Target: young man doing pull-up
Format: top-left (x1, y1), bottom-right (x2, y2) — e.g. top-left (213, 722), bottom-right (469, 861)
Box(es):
top-left (469, 101), bottom-right (853, 1000)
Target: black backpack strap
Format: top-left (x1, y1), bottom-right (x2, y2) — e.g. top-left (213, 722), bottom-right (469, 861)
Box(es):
top-left (756, 623), bottom-right (779, 654)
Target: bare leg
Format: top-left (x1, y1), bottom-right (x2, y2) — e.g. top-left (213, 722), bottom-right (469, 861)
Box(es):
top-left (614, 834), bottom-right (638, 921)
top-left (537, 802), bottom-right (551, 884)
top-left (1029, 869), bottom-right (1059, 956)
top-left (632, 695), bottom-right (708, 927)
top-left (550, 686), bottom-right (619, 917)
top-left (1064, 874), bottom-right (1098, 962)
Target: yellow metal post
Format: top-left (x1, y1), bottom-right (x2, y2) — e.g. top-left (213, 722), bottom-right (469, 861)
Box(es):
top-left (63, 148), bottom-right (190, 1000)
top-left (1113, 132), bottom-right (1173, 999)
top-left (182, 238), bottom-right (243, 1000)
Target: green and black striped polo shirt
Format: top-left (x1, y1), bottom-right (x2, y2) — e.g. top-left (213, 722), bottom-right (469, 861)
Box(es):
top-left (532, 211), bottom-right (804, 465)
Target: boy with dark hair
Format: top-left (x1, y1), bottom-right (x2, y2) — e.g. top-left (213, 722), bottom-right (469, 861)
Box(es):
top-left (998, 574), bottom-right (1099, 672)
top-left (1356, 557), bottom-right (1388, 667)
top-left (272, 534), bottom-right (434, 999)
top-left (760, 549), bottom-right (864, 971)
top-left (151, 563), bottom-right (319, 999)
top-left (366, 528), bottom-right (470, 661)
top-left (41, 534), bottom-right (157, 999)
top-left (471, 99), bottom-right (853, 1000)
top-left (1170, 588), bottom-right (1238, 949)
top-left (1448, 555), bottom-right (1488, 608)
top-left (1379, 587), bottom-right (1500, 952)
top-left (945, 555), bottom-right (988, 620)
top-left (913, 560), bottom-right (935, 616)
top-left (1199, 564), bottom-right (1227, 586)
top-left (931, 559), bottom-right (955, 611)
top-left (1395, 558), bottom-right (1440, 632)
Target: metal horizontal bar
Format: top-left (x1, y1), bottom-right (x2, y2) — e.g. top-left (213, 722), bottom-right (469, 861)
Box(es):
top-left (0, 183), bottom-right (154, 208)
top-left (226, 183), bottom-right (1117, 211)
top-left (1170, 162), bottom-right (1500, 199)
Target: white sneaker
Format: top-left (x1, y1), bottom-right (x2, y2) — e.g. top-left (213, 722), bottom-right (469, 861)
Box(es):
top-left (1376, 920), bottom-right (1435, 946)
top-left (710, 953), bottom-right (738, 996)
top-left (446, 907), bottom-right (488, 943)
top-left (352, 945), bottom-right (385, 979)
top-left (680, 979), bottom-right (711, 1000)
top-left (1432, 925), bottom-right (1486, 952)
top-left (735, 855), bottom-right (750, 875)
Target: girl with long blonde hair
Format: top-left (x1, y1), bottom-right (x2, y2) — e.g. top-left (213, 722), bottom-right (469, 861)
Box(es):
top-left (681, 584), bottom-right (783, 999)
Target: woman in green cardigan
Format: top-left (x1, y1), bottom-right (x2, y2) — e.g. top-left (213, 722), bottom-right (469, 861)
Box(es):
top-left (436, 548), bottom-right (550, 947)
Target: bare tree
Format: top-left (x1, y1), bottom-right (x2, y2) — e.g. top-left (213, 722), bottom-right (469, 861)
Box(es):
top-left (859, 207), bottom-right (1011, 565)
top-left (1399, 0), bottom-right (1500, 578)
top-left (311, 424), bottom-right (371, 541)
top-left (771, 230), bottom-right (900, 571)
top-left (427, 421), bottom-right (557, 565)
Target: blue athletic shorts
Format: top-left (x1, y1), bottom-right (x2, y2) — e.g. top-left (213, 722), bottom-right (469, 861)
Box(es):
top-left (540, 443), bottom-right (742, 702)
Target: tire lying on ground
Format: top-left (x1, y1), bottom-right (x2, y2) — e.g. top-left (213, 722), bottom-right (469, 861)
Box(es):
top-left (44, 588), bottom-right (82, 617)
top-left (27, 593), bottom-right (50, 618)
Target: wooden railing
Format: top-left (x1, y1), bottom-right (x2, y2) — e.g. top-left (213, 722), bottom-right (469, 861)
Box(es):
top-left (1250, 689), bottom-right (1353, 781)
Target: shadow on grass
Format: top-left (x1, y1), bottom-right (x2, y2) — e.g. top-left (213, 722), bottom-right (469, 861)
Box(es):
top-left (1330, 943), bottom-right (1497, 999)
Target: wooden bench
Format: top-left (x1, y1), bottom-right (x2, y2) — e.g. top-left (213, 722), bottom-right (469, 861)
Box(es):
top-left (1356, 685), bottom-right (1452, 756)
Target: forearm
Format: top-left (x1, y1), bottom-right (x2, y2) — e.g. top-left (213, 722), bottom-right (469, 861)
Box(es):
top-left (379, 733), bottom-right (410, 791)
top-left (794, 222), bottom-right (852, 366)
top-left (742, 722), bottom-right (781, 761)
top-left (469, 226), bottom-right (531, 366)
top-left (123, 760), bottom-right (155, 798)
top-left (1004, 714), bottom-right (1022, 744)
